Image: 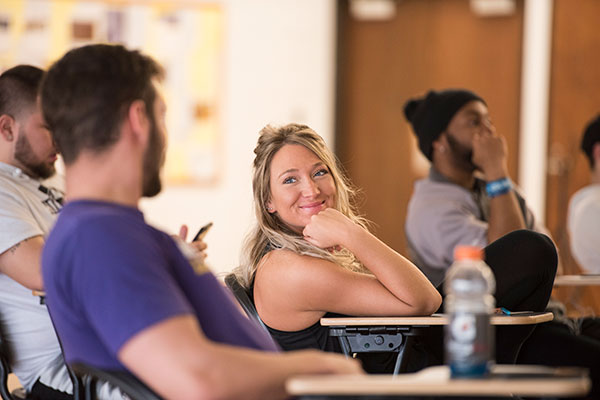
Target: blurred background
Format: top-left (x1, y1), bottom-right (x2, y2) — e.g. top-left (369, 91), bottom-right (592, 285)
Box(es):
top-left (1, 0), bottom-right (598, 311)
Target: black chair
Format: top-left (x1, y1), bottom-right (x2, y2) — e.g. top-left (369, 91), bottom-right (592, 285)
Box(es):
top-left (0, 352), bottom-right (25, 400)
top-left (70, 363), bottom-right (162, 400)
top-left (41, 299), bottom-right (86, 400)
top-left (224, 273), bottom-right (270, 333)
top-left (0, 333), bottom-right (27, 400)
top-left (45, 297), bottom-right (160, 400)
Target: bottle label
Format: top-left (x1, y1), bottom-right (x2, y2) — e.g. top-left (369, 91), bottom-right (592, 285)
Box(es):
top-left (445, 312), bottom-right (493, 377)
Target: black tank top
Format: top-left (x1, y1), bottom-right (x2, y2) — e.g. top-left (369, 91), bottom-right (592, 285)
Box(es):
top-left (253, 243), bottom-right (346, 353)
top-left (264, 312), bottom-right (345, 353)
top-left (263, 307), bottom-right (400, 373)
top-left (253, 246), bottom-right (417, 373)
top-left (249, 278), bottom-right (345, 352)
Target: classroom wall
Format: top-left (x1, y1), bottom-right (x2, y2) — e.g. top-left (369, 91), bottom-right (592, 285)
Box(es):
top-left (141, 0), bottom-right (556, 276)
top-left (139, 0), bottom-right (338, 274)
top-left (2, 0), bottom-right (554, 275)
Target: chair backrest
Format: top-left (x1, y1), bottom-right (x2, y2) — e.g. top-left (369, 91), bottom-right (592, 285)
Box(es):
top-left (0, 353), bottom-right (11, 400)
top-left (70, 363), bottom-right (162, 400)
top-left (224, 273), bottom-right (270, 333)
top-left (0, 338), bottom-right (26, 400)
top-left (0, 352), bottom-right (19, 400)
top-left (0, 322), bottom-right (26, 400)
top-left (42, 300), bottom-right (86, 400)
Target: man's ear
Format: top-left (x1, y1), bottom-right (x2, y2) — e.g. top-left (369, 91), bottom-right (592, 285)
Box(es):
top-left (126, 100), bottom-right (150, 143)
top-left (0, 114), bottom-right (16, 141)
top-left (432, 134), bottom-right (446, 154)
top-left (593, 142), bottom-right (600, 162)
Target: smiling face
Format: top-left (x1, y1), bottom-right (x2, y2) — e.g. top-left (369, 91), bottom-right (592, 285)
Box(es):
top-left (13, 100), bottom-right (57, 180)
top-left (267, 144), bottom-right (337, 233)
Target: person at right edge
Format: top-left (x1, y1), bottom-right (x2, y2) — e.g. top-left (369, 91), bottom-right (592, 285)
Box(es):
top-left (568, 114), bottom-right (600, 275)
top-left (404, 88), bottom-right (600, 398)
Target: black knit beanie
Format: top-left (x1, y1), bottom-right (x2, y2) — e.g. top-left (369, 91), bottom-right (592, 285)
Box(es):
top-left (403, 89), bottom-right (485, 161)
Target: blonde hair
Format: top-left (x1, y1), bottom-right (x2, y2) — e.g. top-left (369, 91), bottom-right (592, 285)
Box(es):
top-left (236, 123), bottom-right (368, 288)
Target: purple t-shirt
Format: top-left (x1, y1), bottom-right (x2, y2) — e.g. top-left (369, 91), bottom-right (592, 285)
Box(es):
top-left (42, 200), bottom-right (278, 369)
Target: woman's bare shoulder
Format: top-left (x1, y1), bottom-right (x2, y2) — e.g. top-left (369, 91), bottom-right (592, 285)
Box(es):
top-left (258, 248), bottom-right (351, 289)
top-left (262, 248), bottom-right (333, 272)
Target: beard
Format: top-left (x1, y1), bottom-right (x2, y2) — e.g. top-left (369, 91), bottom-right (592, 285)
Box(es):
top-left (141, 113), bottom-right (166, 198)
top-left (14, 133), bottom-right (56, 180)
top-left (446, 132), bottom-right (477, 172)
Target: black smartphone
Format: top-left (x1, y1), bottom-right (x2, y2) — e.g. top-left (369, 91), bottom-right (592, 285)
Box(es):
top-left (193, 222), bottom-right (213, 241)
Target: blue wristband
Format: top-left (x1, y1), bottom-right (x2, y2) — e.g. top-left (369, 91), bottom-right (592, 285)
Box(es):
top-left (486, 177), bottom-right (512, 198)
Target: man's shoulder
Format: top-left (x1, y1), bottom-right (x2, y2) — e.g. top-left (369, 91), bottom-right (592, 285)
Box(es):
top-left (0, 173), bottom-right (26, 199)
top-left (58, 201), bottom-right (143, 226)
top-left (0, 171), bottom-right (63, 214)
top-left (407, 178), bottom-right (484, 243)
top-left (413, 177), bottom-right (469, 199)
top-left (47, 201), bottom-right (151, 257)
top-left (568, 184), bottom-right (600, 224)
top-left (43, 202), bottom-right (168, 294)
top-left (409, 178), bottom-right (474, 216)
top-left (570, 184), bottom-right (600, 208)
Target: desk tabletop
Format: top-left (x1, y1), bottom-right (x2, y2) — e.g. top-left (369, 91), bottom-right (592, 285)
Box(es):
top-left (554, 274), bottom-right (600, 286)
top-left (286, 364), bottom-right (590, 397)
top-left (321, 312), bottom-right (553, 327)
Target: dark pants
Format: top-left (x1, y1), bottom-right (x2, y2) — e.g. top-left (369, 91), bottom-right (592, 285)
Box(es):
top-left (420, 230), bottom-right (598, 399)
top-left (517, 320), bottom-right (600, 399)
top-left (27, 379), bottom-right (73, 400)
top-left (371, 230), bottom-right (558, 374)
top-left (420, 229), bottom-right (558, 367)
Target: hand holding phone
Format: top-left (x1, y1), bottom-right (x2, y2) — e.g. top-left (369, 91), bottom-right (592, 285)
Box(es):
top-left (193, 222), bottom-right (213, 241)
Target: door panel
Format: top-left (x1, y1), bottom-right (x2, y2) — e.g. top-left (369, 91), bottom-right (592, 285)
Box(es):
top-left (336, 0), bottom-right (524, 254)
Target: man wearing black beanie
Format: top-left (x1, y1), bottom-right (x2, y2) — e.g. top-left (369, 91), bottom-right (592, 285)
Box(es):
top-left (403, 88), bottom-right (600, 397)
top-left (403, 89), bottom-right (484, 162)
top-left (404, 89), bottom-right (535, 284)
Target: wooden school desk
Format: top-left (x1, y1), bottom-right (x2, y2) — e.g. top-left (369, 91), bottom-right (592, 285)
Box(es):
top-left (554, 274), bottom-right (600, 286)
top-left (286, 364), bottom-right (590, 399)
top-left (553, 274), bottom-right (600, 318)
top-left (321, 312), bottom-right (554, 374)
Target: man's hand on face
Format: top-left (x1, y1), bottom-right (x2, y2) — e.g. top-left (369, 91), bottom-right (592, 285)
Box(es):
top-left (472, 130), bottom-right (509, 181)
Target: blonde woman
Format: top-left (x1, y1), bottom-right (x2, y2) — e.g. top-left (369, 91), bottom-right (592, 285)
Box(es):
top-left (237, 124), bottom-right (441, 366)
top-left (238, 123), bottom-right (560, 374)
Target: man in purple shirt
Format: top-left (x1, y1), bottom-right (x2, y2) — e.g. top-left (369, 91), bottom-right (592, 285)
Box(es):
top-left (40, 44), bottom-right (361, 400)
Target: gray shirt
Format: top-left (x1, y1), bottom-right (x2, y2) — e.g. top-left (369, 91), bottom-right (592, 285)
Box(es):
top-left (0, 162), bottom-right (71, 392)
top-left (405, 168), bottom-right (537, 287)
top-left (568, 184), bottom-right (600, 274)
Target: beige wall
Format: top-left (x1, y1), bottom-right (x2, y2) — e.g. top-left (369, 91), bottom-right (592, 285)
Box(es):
top-left (140, 0), bottom-right (338, 274)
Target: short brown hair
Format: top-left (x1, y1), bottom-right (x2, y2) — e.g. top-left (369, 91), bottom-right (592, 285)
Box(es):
top-left (41, 44), bottom-right (163, 164)
top-left (0, 65), bottom-right (44, 119)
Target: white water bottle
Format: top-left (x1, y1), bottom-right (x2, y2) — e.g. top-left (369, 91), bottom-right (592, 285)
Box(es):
top-left (444, 245), bottom-right (496, 378)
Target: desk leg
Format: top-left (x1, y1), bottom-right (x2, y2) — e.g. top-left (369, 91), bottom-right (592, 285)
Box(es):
top-left (337, 336), bottom-right (352, 358)
top-left (392, 343), bottom-right (405, 375)
top-left (392, 336), bottom-right (415, 375)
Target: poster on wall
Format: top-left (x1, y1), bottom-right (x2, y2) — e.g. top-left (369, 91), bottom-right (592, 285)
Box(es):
top-left (0, 0), bottom-right (224, 186)
top-left (0, 14), bottom-right (11, 54)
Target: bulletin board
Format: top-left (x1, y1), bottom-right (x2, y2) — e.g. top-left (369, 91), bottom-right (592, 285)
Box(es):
top-left (0, 0), bottom-right (224, 185)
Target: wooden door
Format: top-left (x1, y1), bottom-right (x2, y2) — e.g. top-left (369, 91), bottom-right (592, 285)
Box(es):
top-left (336, 0), bottom-right (524, 254)
top-left (546, 0), bottom-right (600, 315)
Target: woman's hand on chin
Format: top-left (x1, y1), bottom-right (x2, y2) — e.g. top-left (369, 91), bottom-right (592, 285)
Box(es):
top-left (302, 208), bottom-right (357, 249)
